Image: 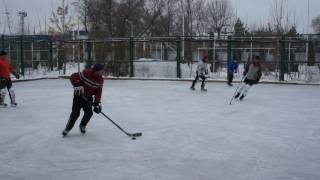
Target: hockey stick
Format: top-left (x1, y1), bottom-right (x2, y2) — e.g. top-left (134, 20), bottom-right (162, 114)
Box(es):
top-left (100, 111), bottom-right (142, 139)
top-left (81, 95), bottom-right (142, 139)
top-left (7, 87), bottom-right (13, 103)
top-left (229, 76), bottom-right (246, 105)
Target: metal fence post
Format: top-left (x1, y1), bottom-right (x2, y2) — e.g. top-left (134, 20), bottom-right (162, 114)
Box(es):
top-left (208, 33), bottom-right (214, 72)
top-left (129, 37), bottom-right (134, 77)
top-left (16, 36), bottom-right (24, 75)
top-left (280, 34), bottom-right (286, 81)
top-left (227, 35), bottom-right (232, 65)
top-left (176, 35), bottom-right (181, 78)
top-left (85, 41), bottom-right (92, 69)
top-left (49, 40), bottom-right (54, 71)
top-left (1, 35), bottom-right (4, 50)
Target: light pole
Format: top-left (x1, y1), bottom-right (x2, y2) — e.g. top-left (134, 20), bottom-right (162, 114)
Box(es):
top-left (125, 19), bottom-right (133, 37)
top-left (307, 0), bottom-right (310, 34)
top-left (18, 11), bottom-right (27, 35)
top-left (306, 0), bottom-right (310, 62)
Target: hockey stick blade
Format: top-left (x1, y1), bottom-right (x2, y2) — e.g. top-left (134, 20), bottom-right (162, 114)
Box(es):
top-left (81, 97), bottom-right (143, 139)
top-left (128, 132), bottom-right (142, 137)
top-left (100, 111), bottom-right (143, 138)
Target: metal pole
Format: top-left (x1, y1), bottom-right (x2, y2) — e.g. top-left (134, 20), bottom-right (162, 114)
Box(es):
top-left (49, 40), bottom-right (53, 71)
top-left (72, 31), bottom-right (75, 62)
top-left (31, 41), bottom-right (34, 69)
top-left (161, 42), bottom-right (163, 60)
top-left (176, 35), bottom-right (181, 78)
top-left (18, 11), bottom-right (27, 35)
top-left (280, 34), bottom-right (286, 81)
top-left (78, 42), bottom-right (80, 72)
top-left (250, 37), bottom-right (253, 62)
top-left (306, 35), bottom-right (309, 64)
top-left (92, 42), bottom-right (95, 62)
top-left (1, 35), bottom-right (4, 50)
top-left (85, 41), bottom-right (92, 69)
top-left (288, 37), bottom-right (291, 77)
top-left (213, 36), bottom-right (216, 72)
top-left (150, 41), bottom-right (152, 58)
top-left (156, 43), bottom-right (158, 59)
top-left (15, 38), bottom-right (20, 69)
top-left (143, 37), bottom-right (146, 57)
top-left (8, 41), bottom-right (11, 58)
top-left (288, 38), bottom-right (291, 62)
top-left (182, 15), bottom-right (185, 61)
top-left (77, 20), bottom-right (80, 72)
top-left (307, 0), bottom-right (310, 35)
top-left (125, 20), bottom-right (133, 37)
top-left (227, 35), bottom-right (232, 65)
top-left (129, 37), bottom-right (134, 77)
top-left (20, 36), bottom-right (24, 75)
top-left (82, 40), bottom-right (85, 67)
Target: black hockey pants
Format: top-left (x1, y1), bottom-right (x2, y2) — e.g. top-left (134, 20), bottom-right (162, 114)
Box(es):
top-left (65, 95), bottom-right (93, 131)
top-left (191, 72), bottom-right (206, 89)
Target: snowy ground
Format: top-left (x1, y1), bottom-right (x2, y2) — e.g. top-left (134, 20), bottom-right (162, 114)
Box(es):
top-left (1, 79), bottom-right (320, 180)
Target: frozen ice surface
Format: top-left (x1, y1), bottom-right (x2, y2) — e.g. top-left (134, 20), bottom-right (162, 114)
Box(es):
top-left (1, 79), bottom-right (320, 180)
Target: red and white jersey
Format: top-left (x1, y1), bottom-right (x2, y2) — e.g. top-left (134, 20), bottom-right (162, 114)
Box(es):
top-left (70, 69), bottom-right (104, 103)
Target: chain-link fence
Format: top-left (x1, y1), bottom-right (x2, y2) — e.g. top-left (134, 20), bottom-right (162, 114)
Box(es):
top-left (1, 34), bottom-right (320, 82)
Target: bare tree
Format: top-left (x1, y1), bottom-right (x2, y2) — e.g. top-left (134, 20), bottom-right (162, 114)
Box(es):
top-left (49, 0), bottom-right (75, 35)
top-left (136, 0), bottom-right (164, 37)
top-left (84, 0), bottom-right (148, 37)
top-left (49, 0), bottom-right (75, 73)
top-left (149, 0), bottom-right (178, 36)
top-left (72, 0), bottom-right (90, 33)
top-left (206, 0), bottom-right (234, 37)
top-left (205, 0), bottom-right (234, 72)
top-left (175, 0), bottom-right (201, 36)
top-left (193, 0), bottom-right (207, 36)
top-left (269, 0), bottom-right (296, 34)
top-left (164, 0), bottom-right (178, 36)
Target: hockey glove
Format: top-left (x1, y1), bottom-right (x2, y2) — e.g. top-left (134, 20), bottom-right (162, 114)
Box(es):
top-left (13, 72), bottom-right (20, 79)
top-left (74, 86), bottom-right (84, 96)
top-left (93, 103), bottom-right (102, 114)
top-left (200, 73), bottom-right (208, 79)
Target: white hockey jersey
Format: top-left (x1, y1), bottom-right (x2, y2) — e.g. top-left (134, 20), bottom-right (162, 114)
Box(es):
top-left (196, 61), bottom-right (208, 75)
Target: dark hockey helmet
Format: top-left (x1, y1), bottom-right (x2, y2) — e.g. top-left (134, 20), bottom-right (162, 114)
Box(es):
top-left (92, 63), bottom-right (105, 72)
top-left (202, 54), bottom-right (208, 62)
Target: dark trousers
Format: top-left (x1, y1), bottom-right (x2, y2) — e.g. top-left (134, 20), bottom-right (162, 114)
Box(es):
top-left (65, 96), bottom-right (93, 131)
top-left (244, 78), bottom-right (256, 86)
top-left (0, 77), bottom-right (14, 103)
top-left (0, 77), bottom-right (12, 89)
top-left (227, 73), bottom-right (234, 84)
top-left (191, 73), bottom-right (206, 89)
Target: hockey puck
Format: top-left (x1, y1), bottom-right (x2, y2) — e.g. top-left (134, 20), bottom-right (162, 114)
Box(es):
top-left (132, 137), bottom-right (136, 140)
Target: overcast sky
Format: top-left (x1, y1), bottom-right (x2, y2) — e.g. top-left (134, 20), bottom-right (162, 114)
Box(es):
top-left (0, 0), bottom-right (319, 34)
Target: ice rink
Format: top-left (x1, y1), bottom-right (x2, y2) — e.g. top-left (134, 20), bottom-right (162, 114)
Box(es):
top-left (1, 79), bottom-right (320, 180)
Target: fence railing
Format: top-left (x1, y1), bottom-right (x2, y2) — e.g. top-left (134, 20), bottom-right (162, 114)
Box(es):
top-left (1, 34), bottom-right (320, 82)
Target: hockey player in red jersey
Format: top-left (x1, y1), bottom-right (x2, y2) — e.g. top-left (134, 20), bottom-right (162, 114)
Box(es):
top-left (62, 63), bottom-right (105, 136)
top-left (0, 50), bottom-right (20, 107)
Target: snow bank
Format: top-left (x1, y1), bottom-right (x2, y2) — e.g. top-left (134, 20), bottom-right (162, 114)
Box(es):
top-left (12, 60), bottom-right (320, 84)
